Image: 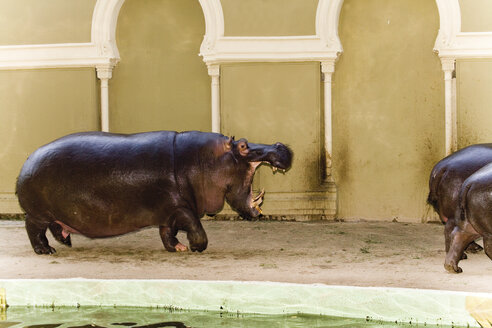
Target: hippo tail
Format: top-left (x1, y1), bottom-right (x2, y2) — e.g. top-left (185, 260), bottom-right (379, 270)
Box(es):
top-left (427, 165), bottom-right (446, 213)
top-left (458, 183), bottom-right (472, 223)
top-left (426, 191), bottom-right (439, 213)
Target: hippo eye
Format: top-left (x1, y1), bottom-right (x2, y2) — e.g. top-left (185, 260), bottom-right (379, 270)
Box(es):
top-left (237, 141), bottom-right (249, 156)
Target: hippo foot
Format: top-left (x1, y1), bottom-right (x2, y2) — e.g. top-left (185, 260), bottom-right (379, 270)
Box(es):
top-left (62, 235), bottom-right (72, 247)
top-left (190, 246), bottom-right (205, 253)
top-left (34, 245), bottom-right (56, 255)
top-left (57, 234), bottom-right (72, 247)
top-left (444, 262), bottom-right (462, 274)
top-left (466, 241), bottom-right (483, 253)
top-left (175, 243), bottom-right (188, 252)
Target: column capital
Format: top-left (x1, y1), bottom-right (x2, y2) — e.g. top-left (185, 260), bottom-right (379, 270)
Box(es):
top-left (207, 64), bottom-right (220, 77)
top-left (321, 59), bottom-right (336, 74)
top-left (96, 65), bottom-right (114, 80)
top-left (440, 57), bottom-right (456, 72)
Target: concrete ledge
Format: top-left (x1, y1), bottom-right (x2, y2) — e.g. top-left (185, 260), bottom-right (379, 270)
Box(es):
top-left (1, 279), bottom-right (488, 327)
top-left (0, 193), bottom-right (21, 214)
top-left (219, 189), bottom-right (337, 220)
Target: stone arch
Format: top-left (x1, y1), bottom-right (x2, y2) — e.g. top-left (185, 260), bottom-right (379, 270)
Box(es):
top-left (91, 0), bottom-right (223, 64)
top-left (90, 0), bottom-right (463, 62)
top-left (315, 0), bottom-right (462, 56)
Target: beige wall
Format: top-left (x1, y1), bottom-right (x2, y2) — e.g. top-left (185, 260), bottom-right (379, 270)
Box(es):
top-left (332, 0), bottom-right (444, 221)
top-left (0, 0), bottom-right (95, 45)
top-left (221, 0), bottom-right (318, 36)
top-left (221, 62), bottom-right (323, 193)
top-left (2, 0), bottom-right (492, 220)
top-left (457, 60), bottom-right (492, 146)
top-left (0, 69), bottom-right (98, 207)
top-left (459, 0), bottom-right (492, 32)
top-left (109, 0), bottom-right (210, 133)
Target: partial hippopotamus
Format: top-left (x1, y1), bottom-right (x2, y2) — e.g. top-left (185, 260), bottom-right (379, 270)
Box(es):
top-left (16, 131), bottom-right (292, 254)
top-left (445, 162), bottom-right (492, 273)
top-left (427, 144), bottom-right (492, 255)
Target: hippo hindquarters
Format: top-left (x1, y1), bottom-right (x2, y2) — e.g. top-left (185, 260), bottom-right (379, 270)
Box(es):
top-left (444, 166), bottom-right (492, 273)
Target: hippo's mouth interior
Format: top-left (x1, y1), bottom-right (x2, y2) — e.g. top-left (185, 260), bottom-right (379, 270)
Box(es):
top-left (247, 161), bottom-right (287, 215)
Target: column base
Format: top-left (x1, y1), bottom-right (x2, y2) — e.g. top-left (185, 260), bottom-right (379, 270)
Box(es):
top-left (214, 183), bottom-right (338, 221)
top-left (0, 193), bottom-right (22, 214)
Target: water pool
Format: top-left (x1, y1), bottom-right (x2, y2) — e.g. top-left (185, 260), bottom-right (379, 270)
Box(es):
top-left (0, 307), bottom-right (447, 328)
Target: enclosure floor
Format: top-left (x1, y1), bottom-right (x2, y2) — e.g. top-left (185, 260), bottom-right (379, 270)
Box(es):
top-left (1, 220), bottom-right (491, 292)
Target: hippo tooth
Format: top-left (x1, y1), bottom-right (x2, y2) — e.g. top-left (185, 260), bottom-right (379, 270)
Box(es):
top-left (255, 205), bottom-right (263, 214)
top-left (272, 167), bottom-right (277, 173)
top-left (253, 188), bottom-right (265, 202)
top-left (252, 198), bottom-right (263, 207)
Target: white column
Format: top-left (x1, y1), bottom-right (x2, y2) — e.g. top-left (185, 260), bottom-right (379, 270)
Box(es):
top-left (208, 64), bottom-right (221, 133)
top-left (96, 65), bottom-right (114, 132)
top-left (321, 60), bottom-right (336, 179)
top-left (452, 74), bottom-right (457, 152)
top-left (441, 58), bottom-right (455, 156)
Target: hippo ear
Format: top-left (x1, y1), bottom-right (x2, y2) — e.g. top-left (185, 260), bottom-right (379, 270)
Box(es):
top-left (224, 136), bottom-right (234, 151)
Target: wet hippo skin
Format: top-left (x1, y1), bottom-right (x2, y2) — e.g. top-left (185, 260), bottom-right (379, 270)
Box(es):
top-left (444, 162), bottom-right (492, 273)
top-left (16, 131), bottom-right (292, 254)
top-left (427, 144), bottom-right (492, 256)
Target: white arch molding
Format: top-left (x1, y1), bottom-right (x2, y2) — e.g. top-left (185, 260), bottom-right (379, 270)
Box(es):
top-left (0, 0), bottom-right (488, 151)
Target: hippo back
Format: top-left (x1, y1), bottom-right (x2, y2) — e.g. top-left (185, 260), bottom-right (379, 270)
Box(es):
top-left (428, 143), bottom-right (492, 217)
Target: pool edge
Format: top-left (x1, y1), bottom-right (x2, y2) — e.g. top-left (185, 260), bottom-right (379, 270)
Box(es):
top-left (1, 279), bottom-right (489, 327)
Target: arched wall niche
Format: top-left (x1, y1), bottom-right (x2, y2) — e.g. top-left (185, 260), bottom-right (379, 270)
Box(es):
top-left (90, 0), bottom-right (224, 66)
top-left (332, 0), bottom-right (444, 221)
top-left (108, 0), bottom-right (210, 133)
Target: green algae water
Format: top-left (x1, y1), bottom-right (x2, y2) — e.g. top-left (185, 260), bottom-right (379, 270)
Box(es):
top-left (0, 307), bottom-right (452, 328)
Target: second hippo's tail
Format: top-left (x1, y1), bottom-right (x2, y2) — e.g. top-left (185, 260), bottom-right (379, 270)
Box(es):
top-left (427, 166), bottom-right (446, 213)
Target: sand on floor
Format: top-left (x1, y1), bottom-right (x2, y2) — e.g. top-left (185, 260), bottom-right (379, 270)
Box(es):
top-left (0, 219), bottom-right (491, 293)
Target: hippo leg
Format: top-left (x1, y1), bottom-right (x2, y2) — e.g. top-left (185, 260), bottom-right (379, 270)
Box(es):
top-left (444, 226), bottom-right (479, 273)
top-left (443, 218), bottom-right (454, 253)
top-left (184, 218), bottom-right (208, 253)
top-left (465, 241), bottom-right (483, 253)
top-left (173, 208), bottom-right (208, 253)
top-left (48, 222), bottom-right (72, 247)
top-left (484, 236), bottom-right (492, 261)
top-left (25, 215), bottom-right (56, 255)
top-left (444, 219), bottom-right (469, 259)
top-left (159, 225), bottom-right (186, 252)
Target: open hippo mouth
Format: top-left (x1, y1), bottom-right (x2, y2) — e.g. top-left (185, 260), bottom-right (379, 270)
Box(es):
top-left (229, 140), bottom-right (293, 220)
top-left (248, 161), bottom-right (288, 215)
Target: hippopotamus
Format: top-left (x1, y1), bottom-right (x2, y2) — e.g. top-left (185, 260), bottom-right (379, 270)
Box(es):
top-left (427, 144), bottom-right (492, 255)
top-left (444, 162), bottom-right (492, 273)
top-left (16, 131), bottom-right (292, 254)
